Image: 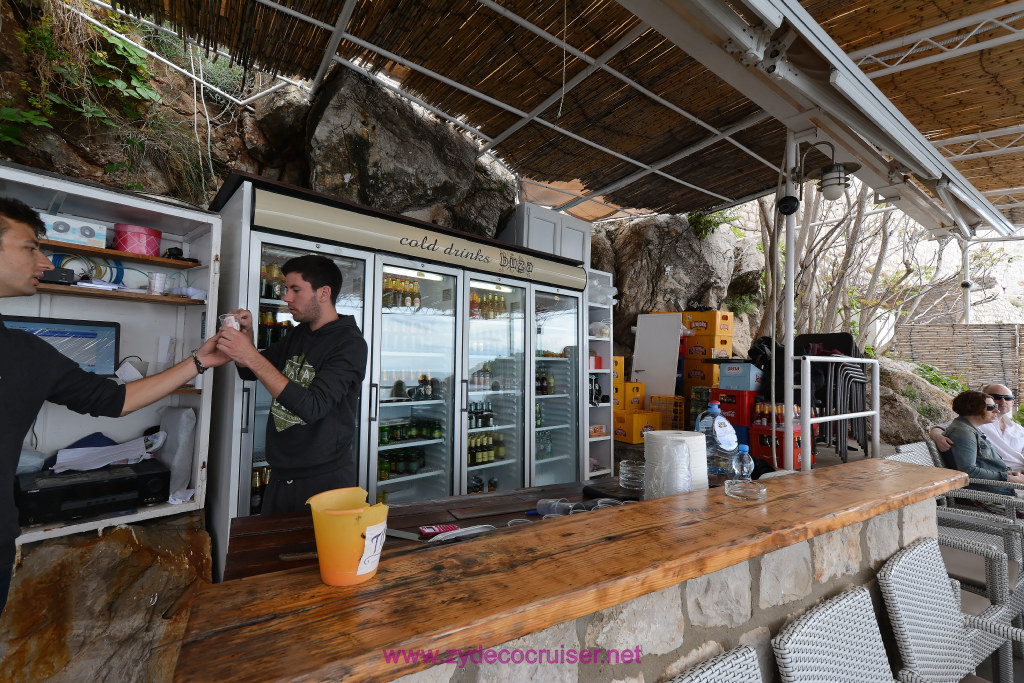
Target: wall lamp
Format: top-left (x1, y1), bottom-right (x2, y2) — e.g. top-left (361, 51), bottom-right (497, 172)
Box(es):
top-left (777, 141), bottom-right (861, 214)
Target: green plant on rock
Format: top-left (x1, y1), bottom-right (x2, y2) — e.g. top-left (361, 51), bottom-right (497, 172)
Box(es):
top-left (686, 210), bottom-right (735, 240)
top-left (0, 106), bottom-right (53, 146)
top-left (901, 384), bottom-right (941, 422)
top-left (913, 363), bottom-right (967, 396)
top-left (723, 294), bottom-right (758, 316)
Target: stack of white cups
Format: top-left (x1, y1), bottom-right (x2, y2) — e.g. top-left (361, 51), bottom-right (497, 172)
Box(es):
top-left (642, 430), bottom-right (709, 500)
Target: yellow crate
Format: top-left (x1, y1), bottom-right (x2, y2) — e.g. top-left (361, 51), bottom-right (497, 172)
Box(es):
top-left (649, 394), bottom-right (686, 430)
top-left (624, 381), bottom-right (646, 411)
top-left (613, 410), bottom-right (662, 444)
top-left (612, 356), bottom-right (625, 382)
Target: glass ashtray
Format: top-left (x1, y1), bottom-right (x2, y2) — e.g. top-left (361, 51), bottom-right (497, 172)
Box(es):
top-left (725, 480), bottom-right (767, 501)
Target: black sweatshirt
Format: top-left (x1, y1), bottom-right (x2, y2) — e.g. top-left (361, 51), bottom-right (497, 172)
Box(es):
top-left (0, 314), bottom-right (126, 567)
top-left (239, 315), bottom-right (367, 481)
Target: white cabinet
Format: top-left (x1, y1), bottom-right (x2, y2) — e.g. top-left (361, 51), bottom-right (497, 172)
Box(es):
top-left (584, 269), bottom-right (614, 478)
top-left (498, 203), bottom-right (592, 267)
top-left (0, 162), bottom-right (220, 546)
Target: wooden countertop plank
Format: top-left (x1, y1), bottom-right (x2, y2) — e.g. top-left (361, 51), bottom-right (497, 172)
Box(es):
top-left (177, 461), bottom-right (964, 682)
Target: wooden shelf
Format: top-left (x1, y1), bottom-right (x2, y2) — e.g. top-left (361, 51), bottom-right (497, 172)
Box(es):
top-left (36, 283), bottom-right (205, 305)
top-left (172, 387), bottom-right (202, 395)
top-left (40, 239), bottom-right (199, 269)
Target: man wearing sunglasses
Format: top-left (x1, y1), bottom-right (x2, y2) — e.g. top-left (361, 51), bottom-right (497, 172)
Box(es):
top-left (930, 383), bottom-right (1024, 471)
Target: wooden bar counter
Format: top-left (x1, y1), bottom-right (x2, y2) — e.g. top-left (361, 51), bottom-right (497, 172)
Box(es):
top-left (174, 460), bottom-right (965, 682)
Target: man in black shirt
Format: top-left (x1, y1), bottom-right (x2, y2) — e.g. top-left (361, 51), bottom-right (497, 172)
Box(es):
top-left (217, 255), bottom-right (367, 514)
top-left (0, 198), bottom-right (230, 615)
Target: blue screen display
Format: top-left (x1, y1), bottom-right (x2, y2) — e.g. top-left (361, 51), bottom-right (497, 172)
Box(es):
top-left (4, 316), bottom-right (120, 376)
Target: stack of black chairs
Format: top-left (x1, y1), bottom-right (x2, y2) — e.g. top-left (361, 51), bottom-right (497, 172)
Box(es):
top-left (795, 333), bottom-right (868, 463)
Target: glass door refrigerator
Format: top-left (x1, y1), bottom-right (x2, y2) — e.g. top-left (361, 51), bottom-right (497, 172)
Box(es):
top-left (531, 287), bottom-right (583, 485)
top-left (243, 234), bottom-right (373, 516)
top-left (461, 277), bottom-right (528, 495)
top-left (369, 257), bottom-right (463, 505)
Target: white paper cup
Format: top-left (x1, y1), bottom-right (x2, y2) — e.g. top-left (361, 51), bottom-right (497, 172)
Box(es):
top-left (148, 272), bottom-right (167, 295)
top-left (218, 313), bottom-right (241, 330)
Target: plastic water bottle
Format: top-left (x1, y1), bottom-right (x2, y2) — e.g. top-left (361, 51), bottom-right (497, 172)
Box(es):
top-left (696, 401), bottom-right (738, 474)
top-left (725, 444), bottom-right (766, 500)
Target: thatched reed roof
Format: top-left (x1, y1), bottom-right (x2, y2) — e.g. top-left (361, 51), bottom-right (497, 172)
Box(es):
top-left (104, 0), bottom-right (1024, 231)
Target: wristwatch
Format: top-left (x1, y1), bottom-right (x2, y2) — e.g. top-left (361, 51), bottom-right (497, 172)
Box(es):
top-left (191, 349), bottom-right (208, 375)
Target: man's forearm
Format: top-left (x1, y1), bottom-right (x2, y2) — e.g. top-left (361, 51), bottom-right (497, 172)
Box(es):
top-left (122, 358), bottom-right (197, 415)
top-left (244, 352), bottom-right (290, 398)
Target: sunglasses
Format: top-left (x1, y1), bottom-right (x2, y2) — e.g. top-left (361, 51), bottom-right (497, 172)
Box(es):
top-left (986, 404), bottom-right (998, 411)
top-left (988, 393), bottom-right (1015, 402)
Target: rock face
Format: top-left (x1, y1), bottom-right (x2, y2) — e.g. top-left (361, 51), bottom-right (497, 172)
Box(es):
top-left (306, 69), bottom-right (514, 236)
top-left (0, 513), bottom-right (210, 682)
top-left (874, 356), bottom-right (955, 444)
top-left (593, 215), bottom-right (764, 363)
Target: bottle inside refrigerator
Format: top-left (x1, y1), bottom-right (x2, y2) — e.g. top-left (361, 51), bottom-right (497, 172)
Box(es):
top-left (373, 264), bottom-right (458, 504)
top-left (246, 243), bottom-right (366, 514)
top-left (464, 280), bottom-right (526, 494)
top-left (533, 291), bottom-right (580, 485)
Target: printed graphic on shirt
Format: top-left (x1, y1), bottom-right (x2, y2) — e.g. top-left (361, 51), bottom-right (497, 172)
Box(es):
top-left (272, 354), bottom-right (313, 431)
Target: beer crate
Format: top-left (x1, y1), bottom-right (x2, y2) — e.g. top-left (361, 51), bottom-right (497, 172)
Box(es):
top-left (682, 334), bottom-right (733, 360)
top-left (682, 310), bottom-right (733, 336)
top-left (612, 382), bottom-right (625, 410)
top-left (649, 394), bottom-right (686, 430)
top-left (613, 410), bottom-right (662, 444)
top-left (682, 359), bottom-right (719, 387)
top-left (749, 424), bottom-right (814, 469)
top-left (612, 356), bottom-right (625, 382)
top-left (624, 381), bottom-right (646, 411)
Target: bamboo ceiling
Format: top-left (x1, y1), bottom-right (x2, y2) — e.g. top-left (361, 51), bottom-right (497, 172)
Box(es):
top-left (107, 0), bottom-right (1024, 224)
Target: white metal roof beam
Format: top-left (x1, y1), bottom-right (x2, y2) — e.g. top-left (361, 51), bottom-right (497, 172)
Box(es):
top-left (332, 34), bottom-right (732, 202)
top-left (556, 109), bottom-right (771, 211)
top-left (311, 0), bottom-right (359, 92)
top-left (847, 2), bottom-right (1024, 78)
top-left (932, 123), bottom-right (1024, 160)
top-left (476, 0), bottom-right (777, 172)
top-left (478, 23), bottom-right (648, 156)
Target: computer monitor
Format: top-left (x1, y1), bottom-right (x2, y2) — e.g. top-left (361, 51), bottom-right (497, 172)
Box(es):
top-left (4, 315), bottom-right (120, 376)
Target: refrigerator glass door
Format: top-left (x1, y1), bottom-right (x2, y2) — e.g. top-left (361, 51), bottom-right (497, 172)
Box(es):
top-left (533, 290), bottom-right (580, 485)
top-left (242, 239), bottom-right (368, 515)
top-left (464, 279), bottom-right (527, 494)
top-left (372, 261), bottom-right (460, 504)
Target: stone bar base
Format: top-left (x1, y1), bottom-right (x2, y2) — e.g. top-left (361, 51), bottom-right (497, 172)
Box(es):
top-left (395, 500), bottom-right (935, 683)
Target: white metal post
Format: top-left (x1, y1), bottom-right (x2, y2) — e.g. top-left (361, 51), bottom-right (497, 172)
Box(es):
top-left (784, 130), bottom-right (798, 470)
top-left (961, 237), bottom-right (972, 324)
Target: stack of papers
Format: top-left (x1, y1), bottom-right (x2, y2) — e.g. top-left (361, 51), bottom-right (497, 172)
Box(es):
top-left (74, 280), bottom-right (125, 290)
top-left (54, 437), bottom-right (147, 473)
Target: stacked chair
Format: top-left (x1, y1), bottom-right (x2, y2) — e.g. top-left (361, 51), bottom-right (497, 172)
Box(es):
top-left (795, 333), bottom-right (868, 462)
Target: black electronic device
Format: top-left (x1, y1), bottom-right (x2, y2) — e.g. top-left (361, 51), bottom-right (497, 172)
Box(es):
top-left (15, 460), bottom-right (171, 526)
top-left (3, 315), bottom-right (120, 376)
top-left (40, 267), bottom-right (76, 285)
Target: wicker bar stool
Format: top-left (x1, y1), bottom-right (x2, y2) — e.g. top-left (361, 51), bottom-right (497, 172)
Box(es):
top-left (668, 645), bottom-right (763, 683)
top-left (771, 586), bottom-right (896, 682)
top-left (878, 537), bottom-right (1019, 683)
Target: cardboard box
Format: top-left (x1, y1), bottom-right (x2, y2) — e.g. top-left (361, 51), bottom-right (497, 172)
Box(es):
top-left (718, 362), bottom-right (764, 392)
top-left (682, 310), bottom-right (733, 336)
top-left (41, 212), bottom-right (108, 249)
top-left (683, 334), bottom-right (733, 359)
top-left (612, 356), bottom-right (624, 382)
top-left (711, 388), bottom-right (757, 427)
top-left (613, 410), bottom-right (662, 444)
top-left (682, 359), bottom-right (719, 387)
top-left (749, 424), bottom-right (814, 469)
top-left (612, 382), bottom-right (625, 410)
top-left (624, 381), bottom-right (646, 411)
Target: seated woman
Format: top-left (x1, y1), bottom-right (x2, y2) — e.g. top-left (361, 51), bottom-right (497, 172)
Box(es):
top-left (944, 390), bottom-right (1024, 495)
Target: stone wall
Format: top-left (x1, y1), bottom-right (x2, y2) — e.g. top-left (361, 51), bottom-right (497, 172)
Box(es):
top-left (392, 499), bottom-right (937, 683)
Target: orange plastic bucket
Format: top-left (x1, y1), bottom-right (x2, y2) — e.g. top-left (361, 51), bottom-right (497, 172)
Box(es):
top-left (306, 487), bottom-right (389, 586)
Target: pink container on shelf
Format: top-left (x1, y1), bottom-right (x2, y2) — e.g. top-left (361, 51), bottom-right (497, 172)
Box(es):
top-left (114, 223), bottom-right (161, 256)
